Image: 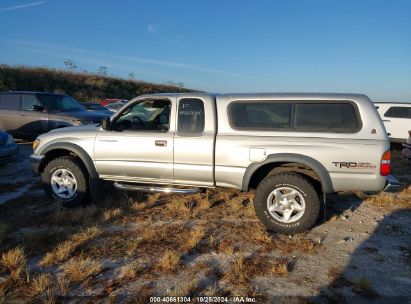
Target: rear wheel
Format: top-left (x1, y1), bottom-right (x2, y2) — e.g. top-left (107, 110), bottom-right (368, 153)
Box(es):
top-left (254, 172), bottom-right (320, 234)
top-left (42, 156), bottom-right (89, 207)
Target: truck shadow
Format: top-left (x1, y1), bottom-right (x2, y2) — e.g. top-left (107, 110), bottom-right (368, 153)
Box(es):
top-left (311, 208), bottom-right (411, 303)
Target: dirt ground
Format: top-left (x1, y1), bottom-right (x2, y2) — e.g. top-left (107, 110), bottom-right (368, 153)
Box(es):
top-left (0, 143), bottom-right (410, 303)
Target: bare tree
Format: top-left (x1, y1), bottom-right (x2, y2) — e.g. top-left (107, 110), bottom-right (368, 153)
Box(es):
top-left (98, 66), bottom-right (108, 76)
top-left (64, 60), bottom-right (77, 70)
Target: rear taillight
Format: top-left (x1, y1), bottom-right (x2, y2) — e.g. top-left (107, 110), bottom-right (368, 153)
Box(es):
top-left (408, 130), bottom-right (411, 137)
top-left (380, 150), bottom-right (391, 176)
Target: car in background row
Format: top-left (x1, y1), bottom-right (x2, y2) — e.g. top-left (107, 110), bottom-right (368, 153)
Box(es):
top-left (105, 102), bottom-right (126, 113)
top-left (0, 129), bottom-right (18, 164)
top-left (403, 130), bottom-right (411, 160)
top-left (0, 91), bottom-right (111, 139)
top-left (375, 102), bottom-right (411, 143)
top-left (80, 102), bottom-right (114, 115)
top-left (100, 99), bottom-right (128, 107)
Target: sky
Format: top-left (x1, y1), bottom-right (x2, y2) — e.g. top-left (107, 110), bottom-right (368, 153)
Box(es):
top-left (0, 0), bottom-right (410, 101)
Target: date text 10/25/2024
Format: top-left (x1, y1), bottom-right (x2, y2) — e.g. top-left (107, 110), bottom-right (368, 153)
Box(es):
top-left (150, 296), bottom-right (257, 303)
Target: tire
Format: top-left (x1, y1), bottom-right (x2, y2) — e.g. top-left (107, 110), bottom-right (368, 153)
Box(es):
top-left (254, 172), bottom-right (320, 234)
top-left (42, 156), bottom-right (89, 207)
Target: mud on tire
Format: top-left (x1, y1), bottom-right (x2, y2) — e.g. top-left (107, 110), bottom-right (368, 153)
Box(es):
top-left (42, 156), bottom-right (89, 207)
top-left (254, 172), bottom-right (320, 234)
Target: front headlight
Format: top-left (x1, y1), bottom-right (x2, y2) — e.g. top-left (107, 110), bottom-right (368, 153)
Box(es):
top-left (6, 134), bottom-right (14, 145)
top-left (33, 139), bottom-right (40, 151)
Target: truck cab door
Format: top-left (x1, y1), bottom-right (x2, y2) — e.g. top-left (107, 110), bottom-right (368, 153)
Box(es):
top-left (173, 96), bottom-right (216, 187)
top-left (94, 98), bottom-right (175, 183)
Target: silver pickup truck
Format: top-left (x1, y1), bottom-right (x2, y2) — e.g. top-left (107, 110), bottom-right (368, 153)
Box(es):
top-left (30, 93), bottom-right (398, 234)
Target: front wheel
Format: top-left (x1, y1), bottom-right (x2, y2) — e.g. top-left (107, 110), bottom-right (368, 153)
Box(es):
top-left (254, 172), bottom-right (320, 234)
top-left (42, 156), bottom-right (89, 207)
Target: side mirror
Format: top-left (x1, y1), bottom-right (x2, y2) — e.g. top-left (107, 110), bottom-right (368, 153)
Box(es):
top-left (101, 117), bottom-right (111, 130)
top-left (30, 105), bottom-right (44, 112)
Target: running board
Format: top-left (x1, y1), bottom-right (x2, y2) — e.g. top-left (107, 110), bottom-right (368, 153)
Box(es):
top-left (113, 182), bottom-right (200, 194)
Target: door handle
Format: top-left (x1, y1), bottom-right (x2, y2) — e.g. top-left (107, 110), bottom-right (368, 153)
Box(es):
top-left (155, 140), bottom-right (167, 146)
top-left (21, 114), bottom-right (26, 117)
top-left (382, 119), bottom-right (390, 122)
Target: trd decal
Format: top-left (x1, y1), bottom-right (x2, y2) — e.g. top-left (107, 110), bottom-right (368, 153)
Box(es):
top-left (332, 162), bottom-right (376, 169)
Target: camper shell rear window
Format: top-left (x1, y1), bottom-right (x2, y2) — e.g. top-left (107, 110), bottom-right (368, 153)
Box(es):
top-left (228, 100), bottom-right (361, 133)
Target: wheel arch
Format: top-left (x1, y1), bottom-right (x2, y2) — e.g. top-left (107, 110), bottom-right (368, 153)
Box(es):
top-left (39, 143), bottom-right (98, 179)
top-left (242, 153), bottom-right (334, 193)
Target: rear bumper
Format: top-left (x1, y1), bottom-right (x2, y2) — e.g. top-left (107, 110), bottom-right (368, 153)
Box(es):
top-left (30, 154), bottom-right (44, 174)
top-left (383, 175), bottom-right (401, 192)
top-left (0, 143), bottom-right (19, 164)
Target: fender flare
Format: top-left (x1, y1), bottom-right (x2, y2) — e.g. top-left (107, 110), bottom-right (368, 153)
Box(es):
top-left (242, 153), bottom-right (334, 193)
top-left (40, 142), bottom-right (99, 179)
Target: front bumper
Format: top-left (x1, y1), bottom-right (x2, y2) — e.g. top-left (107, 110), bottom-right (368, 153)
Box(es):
top-left (0, 143), bottom-right (19, 164)
top-left (30, 154), bottom-right (45, 174)
top-left (383, 175), bottom-right (401, 193)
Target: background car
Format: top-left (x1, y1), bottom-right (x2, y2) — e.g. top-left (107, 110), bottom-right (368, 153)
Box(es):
top-left (403, 130), bottom-right (411, 160)
top-left (100, 99), bottom-right (128, 107)
top-left (0, 129), bottom-right (18, 164)
top-left (105, 102), bottom-right (126, 113)
top-left (375, 102), bottom-right (411, 142)
top-left (0, 91), bottom-right (111, 139)
top-left (80, 102), bottom-right (113, 115)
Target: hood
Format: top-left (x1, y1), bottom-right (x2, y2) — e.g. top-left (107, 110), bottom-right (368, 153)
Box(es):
top-left (50, 110), bottom-right (110, 122)
top-left (47, 124), bottom-right (100, 135)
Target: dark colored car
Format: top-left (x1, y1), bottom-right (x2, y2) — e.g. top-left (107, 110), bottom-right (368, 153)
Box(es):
top-left (0, 92), bottom-right (111, 139)
top-left (80, 102), bottom-right (113, 115)
top-left (0, 129), bottom-right (18, 164)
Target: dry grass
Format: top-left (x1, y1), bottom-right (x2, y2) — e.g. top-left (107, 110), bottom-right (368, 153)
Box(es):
top-left (226, 255), bottom-right (247, 283)
top-left (53, 204), bottom-right (99, 226)
top-left (39, 226), bottom-right (102, 266)
top-left (56, 276), bottom-right (70, 296)
top-left (271, 258), bottom-right (289, 276)
top-left (167, 278), bottom-right (198, 297)
top-left (249, 227), bottom-right (272, 243)
top-left (103, 208), bottom-right (123, 222)
top-left (125, 238), bottom-right (140, 257)
top-left (41, 287), bottom-right (56, 304)
top-left (146, 193), bottom-right (161, 205)
top-left (142, 227), bottom-right (155, 241)
top-left (29, 273), bottom-right (52, 296)
top-left (367, 192), bottom-right (411, 209)
top-left (131, 201), bottom-right (147, 211)
top-left (61, 257), bottom-right (102, 282)
top-left (354, 277), bottom-right (378, 298)
top-left (158, 250), bottom-right (180, 273)
top-left (225, 254), bottom-right (273, 285)
top-left (1, 247), bottom-right (26, 280)
top-left (118, 262), bottom-right (139, 280)
top-left (185, 227), bottom-right (205, 250)
top-left (218, 241), bottom-right (235, 255)
top-left (167, 196), bottom-right (196, 213)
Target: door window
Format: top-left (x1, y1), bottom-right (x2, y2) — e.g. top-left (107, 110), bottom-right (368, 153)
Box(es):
top-left (21, 95), bottom-right (42, 111)
top-left (177, 98), bottom-right (205, 134)
top-left (0, 94), bottom-right (20, 110)
top-left (112, 99), bottom-right (171, 132)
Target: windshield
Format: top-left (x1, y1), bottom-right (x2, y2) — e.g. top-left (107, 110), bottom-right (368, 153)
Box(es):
top-left (86, 104), bottom-right (106, 110)
top-left (39, 95), bottom-right (84, 113)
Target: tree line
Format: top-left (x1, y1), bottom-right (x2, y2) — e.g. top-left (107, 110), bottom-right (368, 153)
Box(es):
top-left (0, 64), bottom-right (192, 102)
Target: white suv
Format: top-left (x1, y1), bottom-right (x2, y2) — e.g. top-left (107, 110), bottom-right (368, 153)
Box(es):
top-left (375, 102), bottom-right (411, 142)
